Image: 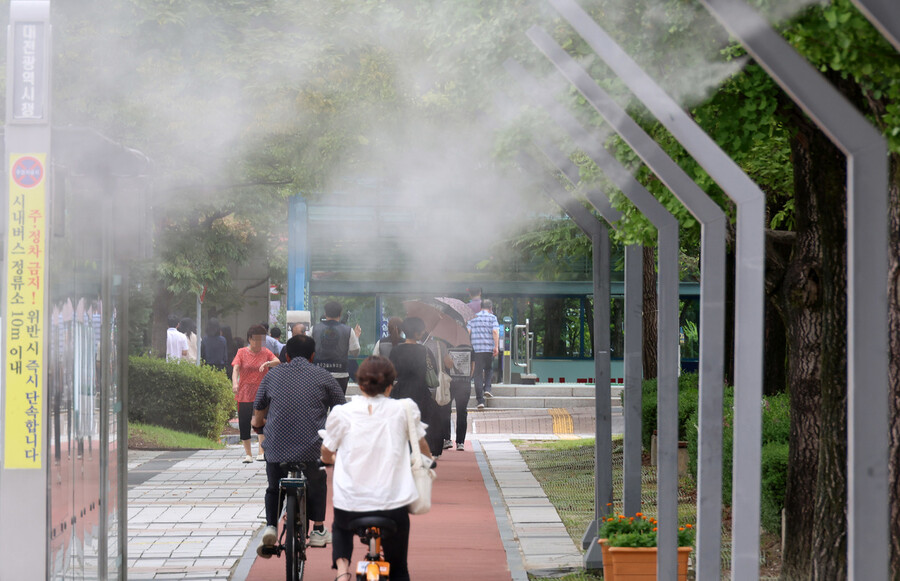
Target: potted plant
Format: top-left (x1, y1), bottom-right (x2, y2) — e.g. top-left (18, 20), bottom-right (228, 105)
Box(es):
top-left (597, 511), bottom-right (693, 581)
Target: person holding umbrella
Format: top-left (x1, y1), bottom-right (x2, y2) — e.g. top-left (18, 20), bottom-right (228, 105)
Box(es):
top-left (388, 317), bottom-right (444, 457)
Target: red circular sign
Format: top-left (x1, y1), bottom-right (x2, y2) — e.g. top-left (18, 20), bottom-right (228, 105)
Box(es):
top-left (12, 156), bottom-right (43, 188)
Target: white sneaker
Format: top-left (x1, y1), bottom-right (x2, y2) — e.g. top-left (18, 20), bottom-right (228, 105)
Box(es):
top-left (476, 403), bottom-right (485, 410)
top-left (256, 453), bottom-right (265, 462)
top-left (257, 525), bottom-right (277, 558)
top-left (308, 528), bottom-right (331, 547)
top-left (242, 455), bottom-right (253, 463)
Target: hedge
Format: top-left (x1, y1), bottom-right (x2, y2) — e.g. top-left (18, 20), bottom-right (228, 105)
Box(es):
top-left (684, 391), bottom-right (791, 535)
top-left (640, 372), bottom-right (703, 452)
top-left (128, 356), bottom-right (234, 440)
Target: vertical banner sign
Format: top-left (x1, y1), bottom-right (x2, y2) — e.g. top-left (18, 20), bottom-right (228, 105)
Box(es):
top-left (12, 22), bottom-right (44, 120)
top-left (5, 153), bottom-right (46, 468)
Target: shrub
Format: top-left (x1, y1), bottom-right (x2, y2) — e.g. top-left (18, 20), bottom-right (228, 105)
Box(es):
top-left (685, 390), bottom-right (790, 510)
top-left (640, 372), bottom-right (701, 451)
top-left (128, 356), bottom-right (234, 439)
top-left (760, 441), bottom-right (790, 536)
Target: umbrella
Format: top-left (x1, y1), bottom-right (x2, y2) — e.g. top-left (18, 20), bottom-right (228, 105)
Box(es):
top-left (433, 297), bottom-right (475, 323)
top-left (403, 299), bottom-right (471, 347)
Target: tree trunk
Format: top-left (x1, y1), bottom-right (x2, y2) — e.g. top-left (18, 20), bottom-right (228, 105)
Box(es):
top-left (886, 153), bottom-right (900, 579)
top-left (764, 296), bottom-right (787, 396)
top-left (804, 121), bottom-right (848, 581)
top-left (642, 245), bottom-right (658, 380)
top-left (543, 297), bottom-right (567, 357)
top-left (150, 281), bottom-right (176, 359)
top-left (775, 118), bottom-right (826, 581)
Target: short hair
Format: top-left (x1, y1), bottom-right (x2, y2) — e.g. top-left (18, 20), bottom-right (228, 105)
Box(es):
top-left (401, 317), bottom-right (425, 340)
top-left (168, 315), bottom-right (179, 328)
top-left (247, 324), bottom-right (267, 339)
top-left (356, 356), bottom-right (396, 396)
top-left (285, 334), bottom-right (315, 360)
top-left (482, 299), bottom-right (493, 311)
top-left (206, 318), bottom-right (221, 337)
top-left (291, 322), bottom-right (307, 335)
top-left (467, 287), bottom-right (482, 298)
top-left (324, 301), bottom-right (343, 319)
top-left (270, 326), bottom-right (282, 339)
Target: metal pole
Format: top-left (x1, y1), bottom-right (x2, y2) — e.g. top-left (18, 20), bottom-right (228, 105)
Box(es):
top-left (527, 27), bottom-right (728, 577)
top-left (692, 2), bottom-right (890, 577)
top-left (505, 59), bottom-right (681, 577)
top-left (531, 138), bottom-right (645, 518)
top-left (622, 243), bottom-right (643, 517)
top-left (545, 3), bottom-right (768, 577)
top-left (850, 0), bottom-right (900, 52)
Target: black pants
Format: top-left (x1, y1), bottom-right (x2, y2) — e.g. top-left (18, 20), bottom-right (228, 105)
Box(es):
top-left (335, 376), bottom-right (349, 394)
top-left (265, 461), bottom-right (328, 528)
top-left (473, 352), bottom-right (494, 403)
top-left (450, 379), bottom-right (471, 443)
top-left (237, 401), bottom-right (255, 440)
top-left (332, 506), bottom-right (410, 581)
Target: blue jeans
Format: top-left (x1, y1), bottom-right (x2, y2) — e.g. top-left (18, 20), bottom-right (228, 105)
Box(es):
top-left (473, 352), bottom-right (494, 404)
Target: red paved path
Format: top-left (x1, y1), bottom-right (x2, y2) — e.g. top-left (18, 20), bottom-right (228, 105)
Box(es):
top-left (246, 442), bottom-right (513, 581)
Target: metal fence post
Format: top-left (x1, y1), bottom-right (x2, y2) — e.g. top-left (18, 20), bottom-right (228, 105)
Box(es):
top-left (531, 138), bottom-right (644, 518)
top-left (691, 2), bottom-right (890, 577)
top-left (505, 59), bottom-right (681, 577)
top-left (527, 26), bottom-right (729, 577)
top-left (545, 2), bottom-right (768, 577)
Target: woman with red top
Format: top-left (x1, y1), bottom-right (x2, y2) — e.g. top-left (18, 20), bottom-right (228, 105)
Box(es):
top-left (232, 324), bottom-right (279, 463)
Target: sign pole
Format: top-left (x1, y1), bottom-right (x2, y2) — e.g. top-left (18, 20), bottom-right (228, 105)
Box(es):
top-left (0, 2), bottom-right (52, 578)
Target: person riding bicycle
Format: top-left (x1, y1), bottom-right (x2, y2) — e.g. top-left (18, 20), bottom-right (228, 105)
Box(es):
top-left (252, 334), bottom-right (345, 557)
top-left (321, 356), bottom-right (433, 581)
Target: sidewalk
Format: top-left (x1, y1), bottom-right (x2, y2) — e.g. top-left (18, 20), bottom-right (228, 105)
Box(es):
top-left (127, 436), bottom-right (584, 580)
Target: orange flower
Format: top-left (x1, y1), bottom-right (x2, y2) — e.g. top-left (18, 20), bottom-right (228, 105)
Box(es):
top-left (679, 527), bottom-right (685, 531)
top-left (686, 524), bottom-right (693, 529)
top-left (653, 527), bottom-right (658, 532)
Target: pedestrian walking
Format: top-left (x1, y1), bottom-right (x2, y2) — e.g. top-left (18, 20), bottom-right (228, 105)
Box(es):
top-left (232, 324), bottom-right (279, 463)
top-left (388, 317), bottom-right (443, 456)
top-left (466, 299), bottom-right (499, 409)
top-left (311, 301), bottom-right (361, 394)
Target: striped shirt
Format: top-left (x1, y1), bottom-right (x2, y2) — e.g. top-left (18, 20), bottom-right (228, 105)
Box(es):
top-left (467, 310), bottom-right (499, 353)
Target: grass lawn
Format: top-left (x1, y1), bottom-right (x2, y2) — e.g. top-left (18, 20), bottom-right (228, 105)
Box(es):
top-left (128, 422), bottom-right (225, 450)
top-left (518, 437), bottom-right (782, 581)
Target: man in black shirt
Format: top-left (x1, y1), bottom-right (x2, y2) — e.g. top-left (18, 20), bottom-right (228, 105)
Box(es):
top-left (252, 335), bottom-right (345, 556)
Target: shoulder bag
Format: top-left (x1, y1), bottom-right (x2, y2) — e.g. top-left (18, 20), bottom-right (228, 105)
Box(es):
top-left (405, 400), bottom-right (436, 515)
top-left (432, 342), bottom-right (452, 406)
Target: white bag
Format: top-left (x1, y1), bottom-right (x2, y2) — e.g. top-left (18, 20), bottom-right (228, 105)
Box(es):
top-left (405, 401), bottom-right (436, 515)
top-left (435, 370), bottom-right (452, 406)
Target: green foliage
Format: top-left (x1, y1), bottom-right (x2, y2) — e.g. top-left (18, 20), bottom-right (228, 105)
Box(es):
top-left (128, 356), bottom-right (234, 439)
top-left (598, 513), bottom-right (654, 538)
top-left (685, 392), bottom-right (790, 512)
top-left (639, 372), bottom-right (701, 452)
top-left (129, 422), bottom-right (225, 450)
top-left (760, 441), bottom-right (790, 536)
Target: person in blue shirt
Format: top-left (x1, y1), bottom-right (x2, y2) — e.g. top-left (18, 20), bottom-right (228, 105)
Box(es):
top-left (466, 299), bottom-right (499, 409)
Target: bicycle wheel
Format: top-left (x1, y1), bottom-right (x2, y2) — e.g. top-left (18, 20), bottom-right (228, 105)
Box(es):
top-left (284, 494), bottom-right (306, 581)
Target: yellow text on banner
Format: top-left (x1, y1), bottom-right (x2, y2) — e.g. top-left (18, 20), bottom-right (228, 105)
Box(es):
top-left (5, 153), bottom-right (46, 469)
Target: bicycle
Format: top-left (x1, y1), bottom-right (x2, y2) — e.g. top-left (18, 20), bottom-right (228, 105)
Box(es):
top-left (258, 461), bottom-right (309, 581)
top-left (348, 516), bottom-right (397, 581)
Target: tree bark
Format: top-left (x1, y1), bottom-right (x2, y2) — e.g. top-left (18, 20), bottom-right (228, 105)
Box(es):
top-left (775, 117), bottom-right (827, 581)
top-left (150, 281), bottom-right (176, 359)
top-left (886, 154), bottom-right (900, 579)
top-left (642, 245), bottom-right (658, 380)
top-left (803, 120), bottom-right (848, 581)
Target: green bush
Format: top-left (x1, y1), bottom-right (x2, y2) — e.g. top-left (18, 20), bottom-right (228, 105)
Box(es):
top-left (685, 391), bottom-right (790, 513)
top-left (128, 356), bottom-right (234, 439)
top-left (640, 372), bottom-right (701, 451)
top-left (760, 441), bottom-right (789, 536)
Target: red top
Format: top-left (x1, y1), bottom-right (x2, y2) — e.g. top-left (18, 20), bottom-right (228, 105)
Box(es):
top-left (232, 347), bottom-right (277, 403)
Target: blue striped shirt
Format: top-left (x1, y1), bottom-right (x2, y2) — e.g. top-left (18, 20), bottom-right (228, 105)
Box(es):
top-left (467, 310), bottom-right (499, 353)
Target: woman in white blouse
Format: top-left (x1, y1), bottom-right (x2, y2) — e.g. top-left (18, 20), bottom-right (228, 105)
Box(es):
top-left (321, 356), bottom-right (432, 581)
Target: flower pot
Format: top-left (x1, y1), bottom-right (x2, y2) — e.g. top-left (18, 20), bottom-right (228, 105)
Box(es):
top-left (605, 546), bottom-right (692, 580)
top-left (599, 539), bottom-right (613, 580)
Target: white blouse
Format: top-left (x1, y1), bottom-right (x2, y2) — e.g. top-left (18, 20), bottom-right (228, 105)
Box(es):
top-left (322, 395), bottom-right (427, 512)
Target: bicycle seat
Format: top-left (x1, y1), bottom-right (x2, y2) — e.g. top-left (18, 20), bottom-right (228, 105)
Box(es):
top-left (347, 516), bottom-right (398, 535)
